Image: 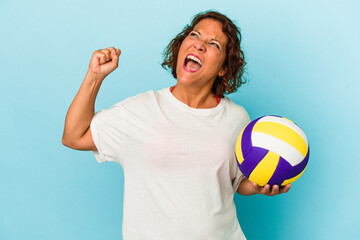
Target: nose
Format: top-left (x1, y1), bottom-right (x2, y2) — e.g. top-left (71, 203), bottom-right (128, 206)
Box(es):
top-left (193, 39), bottom-right (206, 52)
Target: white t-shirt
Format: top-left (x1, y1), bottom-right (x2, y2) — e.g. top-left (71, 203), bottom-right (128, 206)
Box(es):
top-left (90, 87), bottom-right (250, 240)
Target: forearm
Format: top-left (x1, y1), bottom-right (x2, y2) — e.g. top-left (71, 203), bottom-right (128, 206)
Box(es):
top-left (62, 72), bottom-right (104, 145)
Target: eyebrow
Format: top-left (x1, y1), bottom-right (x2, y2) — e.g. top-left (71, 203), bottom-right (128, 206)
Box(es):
top-left (193, 30), bottom-right (222, 46)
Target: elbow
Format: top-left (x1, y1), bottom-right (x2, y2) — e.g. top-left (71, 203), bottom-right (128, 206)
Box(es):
top-left (61, 128), bottom-right (95, 151)
top-left (62, 134), bottom-right (74, 149)
top-left (62, 135), bottom-right (69, 147)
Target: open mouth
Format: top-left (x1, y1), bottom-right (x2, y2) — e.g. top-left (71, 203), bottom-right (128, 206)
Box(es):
top-left (183, 54), bottom-right (202, 73)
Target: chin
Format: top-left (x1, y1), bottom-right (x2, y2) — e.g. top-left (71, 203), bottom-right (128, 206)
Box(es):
top-left (176, 78), bottom-right (194, 87)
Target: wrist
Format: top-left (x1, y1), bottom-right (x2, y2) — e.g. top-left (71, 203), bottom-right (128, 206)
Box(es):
top-left (78, 72), bottom-right (105, 97)
top-left (85, 71), bottom-right (107, 84)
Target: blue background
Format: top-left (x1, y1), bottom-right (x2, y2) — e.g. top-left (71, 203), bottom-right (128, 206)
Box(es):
top-left (1, 0), bottom-right (359, 239)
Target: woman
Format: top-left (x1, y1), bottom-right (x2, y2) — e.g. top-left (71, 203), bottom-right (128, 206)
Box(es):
top-left (62, 10), bottom-right (290, 240)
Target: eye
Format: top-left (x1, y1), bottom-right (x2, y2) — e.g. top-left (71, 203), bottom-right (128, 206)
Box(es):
top-left (189, 32), bottom-right (199, 38)
top-left (210, 42), bottom-right (220, 49)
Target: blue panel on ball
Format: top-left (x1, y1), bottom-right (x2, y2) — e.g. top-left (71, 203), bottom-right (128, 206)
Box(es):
top-left (241, 117), bottom-right (262, 158)
top-left (287, 146), bottom-right (310, 179)
top-left (239, 147), bottom-right (269, 178)
top-left (267, 156), bottom-right (292, 186)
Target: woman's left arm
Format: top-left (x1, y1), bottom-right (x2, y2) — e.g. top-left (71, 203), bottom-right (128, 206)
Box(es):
top-left (236, 178), bottom-right (291, 196)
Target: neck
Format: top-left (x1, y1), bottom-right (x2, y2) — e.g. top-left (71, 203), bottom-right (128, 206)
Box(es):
top-left (171, 84), bottom-right (219, 109)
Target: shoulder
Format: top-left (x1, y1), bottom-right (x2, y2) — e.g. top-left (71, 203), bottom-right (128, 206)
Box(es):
top-left (119, 87), bottom-right (170, 104)
top-left (94, 90), bottom-right (158, 119)
top-left (117, 90), bottom-right (156, 107)
top-left (222, 97), bottom-right (251, 125)
top-left (112, 88), bottom-right (170, 114)
top-left (223, 97), bottom-right (249, 115)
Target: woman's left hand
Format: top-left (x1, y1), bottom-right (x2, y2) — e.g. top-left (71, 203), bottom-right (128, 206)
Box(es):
top-left (237, 178), bottom-right (291, 196)
top-left (251, 182), bottom-right (291, 196)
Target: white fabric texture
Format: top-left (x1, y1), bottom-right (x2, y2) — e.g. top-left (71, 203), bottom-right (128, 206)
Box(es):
top-left (90, 87), bottom-right (250, 240)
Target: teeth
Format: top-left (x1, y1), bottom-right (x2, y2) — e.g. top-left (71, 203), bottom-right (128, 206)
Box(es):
top-left (186, 55), bottom-right (202, 66)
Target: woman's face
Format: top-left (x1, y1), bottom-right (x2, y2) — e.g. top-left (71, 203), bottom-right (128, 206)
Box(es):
top-left (176, 18), bottom-right (228, 90)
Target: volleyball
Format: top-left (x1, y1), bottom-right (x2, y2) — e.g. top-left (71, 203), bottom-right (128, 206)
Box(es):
top-left (235, 115), bottom-right (309, 187)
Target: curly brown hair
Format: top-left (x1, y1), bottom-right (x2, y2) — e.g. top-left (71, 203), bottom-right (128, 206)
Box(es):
top-left (161, 10), bottom-right (246, 98)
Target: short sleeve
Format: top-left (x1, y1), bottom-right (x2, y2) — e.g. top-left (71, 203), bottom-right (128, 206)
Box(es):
top-left (231, 154), bottom-right (245, 193)
top-left (230, 104), bottom-right (250, 193)
top-left (90, 104), bottom-right (124, 165)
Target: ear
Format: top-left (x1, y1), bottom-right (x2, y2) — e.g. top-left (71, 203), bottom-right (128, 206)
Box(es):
top-left (218, 67), bottom-right (227, 77)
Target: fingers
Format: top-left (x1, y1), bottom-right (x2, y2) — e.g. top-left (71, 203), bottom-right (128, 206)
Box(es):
top-left (92, 50), bottom-right (108, 65)
top-left (270, 185), bottom-right (280, 196)
top-left (107, 47), bottom-right (121, 57)
top-left (88, 47), bottom-right (121, 76)
top-left (252, 183), bottom-right (271, 195)
top-left (262, 184), bottom-right (271, 195)
top-left (94, 47), bottom-right (121, 64)
top-left (252, 182), bottom-right (260, 191)
top-left (106, 47), bottom-right (121, 59)
top-left (253, 183), bottom-right (291, 196)
top-left (99, 49), bottom-right (112, 63)
top-left (279, 184), bottom-right (291, 194)
top-left (115, 48), bottom-right (121, 56)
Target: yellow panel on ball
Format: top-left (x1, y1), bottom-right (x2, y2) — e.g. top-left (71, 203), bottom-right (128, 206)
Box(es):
top-left (235, 127), bottom-right (246, 164)
top-left (249, 151), bottom-right (280, 186)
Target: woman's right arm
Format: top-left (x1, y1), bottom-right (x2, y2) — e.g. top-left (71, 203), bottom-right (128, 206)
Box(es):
top-left (62, 47), bottom-right (121, 150)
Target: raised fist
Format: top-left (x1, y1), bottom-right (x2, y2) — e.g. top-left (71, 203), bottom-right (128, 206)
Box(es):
top-left (88, 47), bottom-right (121, 78)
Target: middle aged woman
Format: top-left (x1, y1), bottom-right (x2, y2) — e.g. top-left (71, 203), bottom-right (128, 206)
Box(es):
top-left (62, 10), bottom-right (291, 240)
